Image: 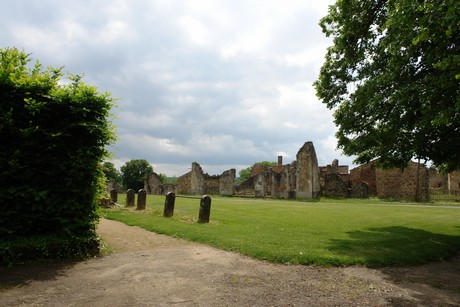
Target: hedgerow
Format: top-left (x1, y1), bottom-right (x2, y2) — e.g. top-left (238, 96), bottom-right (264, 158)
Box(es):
top-left (0, 47), bottom-right (116, 265)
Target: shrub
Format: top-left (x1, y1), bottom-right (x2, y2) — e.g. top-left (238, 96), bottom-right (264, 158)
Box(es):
top-left (0, 47), bottom-right (116, 265)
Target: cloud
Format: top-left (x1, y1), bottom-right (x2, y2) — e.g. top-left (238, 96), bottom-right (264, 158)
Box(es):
top-left (1, 0), bottom-right (357, 176)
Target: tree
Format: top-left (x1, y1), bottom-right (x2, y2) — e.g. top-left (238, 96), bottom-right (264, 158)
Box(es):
top-left (239, 161), bottom-right (277, 181)
top-left (102, 161), bottom-right (121, 184)
top-left (0, 47), bottom-right (116, 264)
top-left (120, 159), bottom-right (153, 191)
top-left (314, 0), bottom-right (460, 171)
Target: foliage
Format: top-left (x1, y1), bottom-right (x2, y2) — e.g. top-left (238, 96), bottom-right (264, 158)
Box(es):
top-left (105, 195), bottom-right (460, 267)
top-left (120, 159), bottom-right (153, 191)
top-left (102, 161), bottom-right (121, 184)
top-left (0, 47), bottom-right (116, 265)
top-left (239, 161), bottom-right (277, 181)
top-left (158, 174), bottom-right (178, 184)
top-left (314, 0), bottom-right (460, 171)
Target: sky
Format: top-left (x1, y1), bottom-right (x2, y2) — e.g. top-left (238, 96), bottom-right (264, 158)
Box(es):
top-left (1, 0), bottom-right (357, 176)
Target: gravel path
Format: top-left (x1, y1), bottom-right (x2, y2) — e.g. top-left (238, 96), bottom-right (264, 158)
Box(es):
top-left (1, 218), bottom-right (459, 306)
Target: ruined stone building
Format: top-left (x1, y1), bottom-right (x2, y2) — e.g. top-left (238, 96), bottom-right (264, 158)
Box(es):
top-left (143, 141), bottom-right (322, 200)
top-left (319, 159), bottom-right (353, 198)
top-left (235, 141), bottom-right (321, 200)
top-left (176, 162), bottom-right (236, 196)
top-left (429, 168), bottom-right (460, 194)
top-left (350, 160), bottom-right (430, 202)
top-left (141, 140), bottom-right (439, 202)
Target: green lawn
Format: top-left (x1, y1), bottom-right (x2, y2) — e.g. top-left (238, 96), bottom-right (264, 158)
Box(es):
top-left (103, 195), bottom-right (460, 267)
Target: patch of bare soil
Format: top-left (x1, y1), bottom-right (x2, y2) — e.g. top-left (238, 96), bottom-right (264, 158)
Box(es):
top-left (1, 219), bottom-right (459, 306)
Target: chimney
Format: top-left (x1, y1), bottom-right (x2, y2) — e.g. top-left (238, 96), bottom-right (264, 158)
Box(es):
top-left (278, 156), bottom-right (283, 167)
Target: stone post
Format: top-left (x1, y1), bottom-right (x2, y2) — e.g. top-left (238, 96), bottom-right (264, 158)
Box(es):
top-left (198, 195), bottom-right (211, 223)
top-left (137, 189), bottom-right (146, 210)
top-left (126, 189), bottom-right (135, 207)
top-left (110, 189), bottom-right (118, 203)
top-left (163, 192), bottom-right (175, 217)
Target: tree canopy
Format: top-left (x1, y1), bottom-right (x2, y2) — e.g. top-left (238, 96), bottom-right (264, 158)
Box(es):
top-left (102, 161), bottom-right (121, 185)
top-left (239, 161), bottom-right (277, 181)
top-left (314, 0), bottom-right (460, 171)
top-left (0, 47), bottom-right (116, 264)
top-left (120, 159), bottom-right (153, 191)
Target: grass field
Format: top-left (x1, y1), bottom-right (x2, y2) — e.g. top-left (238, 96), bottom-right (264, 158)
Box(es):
top-left (103, 195), bottom-right (460, 267)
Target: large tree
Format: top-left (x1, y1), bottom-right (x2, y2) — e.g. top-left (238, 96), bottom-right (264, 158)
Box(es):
top-left (120, 159), bottom-right (153, 191)
top-left (102, 161), bottom-right (121, 185)
top-left (314, 0), bottom-right (460, 171)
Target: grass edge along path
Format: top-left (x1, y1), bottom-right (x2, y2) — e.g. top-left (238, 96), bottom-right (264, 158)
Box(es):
top-left (103, 195), bottom-right (460, 267)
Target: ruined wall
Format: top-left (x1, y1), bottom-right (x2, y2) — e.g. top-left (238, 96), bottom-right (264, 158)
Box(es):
top-left (106, 180), bottom-right (122, 193)
top-left (448, 171), bottom-right (460, 192)
top-left (190, 162), bottom-right (204, 195)
top-left (322, 173), bottom-right (350, 198)
top-left (376, 162), bottom-right (429, 201)
top-left (429, 167), bottom-right (446, 190)
top-left (177, 171), bottom-right (191, 194)
top-left (144, 172), bottom-right (162, 194)
top-left (203, 175), bottom-right (220, 195)
top-left (254, 173), bottom-right (266, 198)
top-left (350, 162), bottom-right (377, 195)
top-left (271, 164), bottom-right (296, 199)
top-left (220, 169), bottom-right (236, 195)
top-left (295, 141), bottom-right (321, 199)
top-left (235, 177), bottom-right (256, 196)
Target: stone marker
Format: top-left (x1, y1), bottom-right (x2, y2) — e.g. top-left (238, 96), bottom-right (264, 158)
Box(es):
top-left (126, 189), bottom-right (135, 207)
top-left (163, 191), bottom-right (175, 217)
top-left (110, 189), bottom-right (118, 203)
top-left (137, 189), bottom-right (146, 210)
top-left (198, 195), bottom-right (212, 223)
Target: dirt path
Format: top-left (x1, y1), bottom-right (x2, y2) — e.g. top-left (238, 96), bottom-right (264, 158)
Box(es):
top-left (1, 219), bottom-right (459, 306)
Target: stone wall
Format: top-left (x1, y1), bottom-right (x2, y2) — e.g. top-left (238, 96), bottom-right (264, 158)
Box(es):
top-left (144, 172), bottom-right (162, 194)
top-left (220, 169), bottom-right (236, 195)
top-left (177, 171), bottom-right (191, 194)
top-left (375, 162), bottom-right (429, 201)
top-left (295, 141), bottom-right (321, 199)
top-left (448, 171), bottom-right (460, 192)
top-left (350, 161), bottom-right (377, 195)
top-left (191, 162), bottom-right (204, 195)
top-left (322, 173), bottom-right (350, 198)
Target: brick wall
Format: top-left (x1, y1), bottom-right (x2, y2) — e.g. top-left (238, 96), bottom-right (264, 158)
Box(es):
top-left (376, 162), bottom-right (429, 201)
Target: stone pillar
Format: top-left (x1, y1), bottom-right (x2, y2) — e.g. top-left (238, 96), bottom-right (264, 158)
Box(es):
top-left (126, 189), bottom-right (135, 207)
top-left (163, 192), bottom-right (175, 217)
top-left (198, 195), bottom-right (212, 223)
top-left (110, 189), bottom-right (118, 203)
top-left (191, 162), bottom-right (204, 195)
top-left (137, 189), bottom-right (146, 210)
top-left (295, 141), bottom-right (321, 199)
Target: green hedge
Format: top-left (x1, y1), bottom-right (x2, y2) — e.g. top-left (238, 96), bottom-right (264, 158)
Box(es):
top-left (0, 48), bottom-right (116, 265)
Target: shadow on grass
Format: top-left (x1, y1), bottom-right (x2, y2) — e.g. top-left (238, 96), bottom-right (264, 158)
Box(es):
top-left (328, 226), bottom-right (460, 267)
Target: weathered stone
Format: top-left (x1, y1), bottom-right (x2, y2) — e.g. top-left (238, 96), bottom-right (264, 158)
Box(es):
top-left (352, 181), bottom-right (369, 199)
top-left (198, 195), bottom-right (212, 223)
top-left (295, 141), bottom-right (321, 199)
top-left (137, 189), bottom-right (146, 210)
top-left (219, 169), bottom-right (235, 196)
top-left (110, 189), bottom-right (118, 203)
top-left (254, 173), bottom-right (266, 198)
top-left (126, 189), bottom-right (135, 207)
top-left (191, 162), bottom-right (204, 195)
top-left (323, 173), bottom-right (350, 198)
top-left (163, 192), bottom-right (175, 217)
